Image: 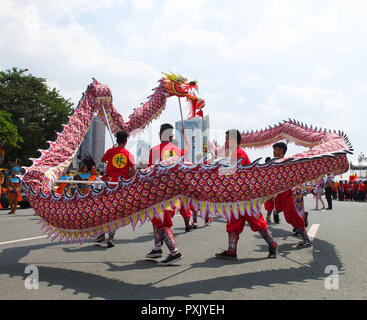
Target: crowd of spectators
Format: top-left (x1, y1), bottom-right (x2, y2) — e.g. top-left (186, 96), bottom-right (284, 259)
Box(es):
top-left (332, 180), bottom-right (367, 202)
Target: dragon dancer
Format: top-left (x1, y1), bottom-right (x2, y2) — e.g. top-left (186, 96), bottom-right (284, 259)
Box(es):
top-left (215, 129), bottom-right (278, 260)
top-left (145, 123), bottom-right (190, 265)
top-left (271, 142), bottom-right (311, 248)
top-left (95, 130), bottom-right (136, 248)
top-left (151, 121), bottom-right (191, 238)
top-left (263, 157), bottom-right (276, 224)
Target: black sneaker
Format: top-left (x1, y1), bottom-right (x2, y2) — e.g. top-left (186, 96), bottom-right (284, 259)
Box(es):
top-left (215, 251), bottom-right (237, 260)
top-left (274, 212), bottom-right (280, 224)
top-left (268, 243), bottom-right (278, 258)
top-left (95, 234), bottom-right (105, 243)
top-left (304, 211), bottom-right (309, 228)
top-left (107, 239), bottom-right (115, 248)
top-left (296, 240), bottom-right (312, 248)
top-left (160, 252), bottom-right (182, 265)
top-left (145, 249), bottom-right (163, 259)
top-left (185, 225), bottom-right (192, 232)
top-left (292, 227), bottom-right (301, 236)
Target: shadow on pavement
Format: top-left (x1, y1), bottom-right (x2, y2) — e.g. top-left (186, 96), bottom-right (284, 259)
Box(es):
top-left (0, 223), bottom-right (344, 300)
top-left (61, 234), bottom-right (154, 253)
top-left (60, 223), bottom-right (215, 253)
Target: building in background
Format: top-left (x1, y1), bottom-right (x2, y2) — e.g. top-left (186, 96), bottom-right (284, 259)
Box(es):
top-left (136, 139), bottom-right (151, 168)
top-left (75, 115), bottom-right (106, 172)
top-left (350, 153), bottom-right (367, 178)
top-left (175, 115), bottom-right (209, 163)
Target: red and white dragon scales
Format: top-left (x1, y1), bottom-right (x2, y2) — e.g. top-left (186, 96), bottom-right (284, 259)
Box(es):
top-left (21, 73), bottom-right (352, 243)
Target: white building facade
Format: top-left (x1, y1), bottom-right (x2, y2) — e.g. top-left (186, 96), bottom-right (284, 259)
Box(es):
top-left (175, 115), bottom-right (210, 163)
top-left (76, 115), bottom-right (106, 172)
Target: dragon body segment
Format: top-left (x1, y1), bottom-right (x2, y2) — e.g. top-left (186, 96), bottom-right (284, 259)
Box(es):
top-left (23, 73), bottom-right (204, 192)
top-left (21, 76), bottom-right (352, 243)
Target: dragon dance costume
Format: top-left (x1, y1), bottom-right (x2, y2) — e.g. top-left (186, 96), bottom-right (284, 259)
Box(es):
top-left (18, 75), bottom-right (351, 264)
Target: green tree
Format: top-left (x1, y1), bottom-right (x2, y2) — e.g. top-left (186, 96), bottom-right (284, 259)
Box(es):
top-left (0, 67), bottom-right (73, 167)
top-left (0, 110), bottom-right (23, 149)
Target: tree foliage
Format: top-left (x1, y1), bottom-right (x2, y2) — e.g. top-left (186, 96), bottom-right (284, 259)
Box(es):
top-left (0, 110), bottom-right (22, 149)
top-left (0, 67), bottom-right (73, 167)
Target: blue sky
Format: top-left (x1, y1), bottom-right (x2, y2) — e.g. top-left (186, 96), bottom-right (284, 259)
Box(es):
top-left (1, 0), bottom-right (366, 174)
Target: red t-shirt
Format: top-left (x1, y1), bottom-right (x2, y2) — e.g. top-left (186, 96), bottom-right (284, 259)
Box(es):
top-left (102, 146), bottom-right (135, 181)
top-left (148, 142), bottom-right (185, 223)
top-left (347, 183), bottom-right (353, 193)
top-left (149, 142), bottom-right (184, 166)
top-left (230, 147), bottom-right (251, 166)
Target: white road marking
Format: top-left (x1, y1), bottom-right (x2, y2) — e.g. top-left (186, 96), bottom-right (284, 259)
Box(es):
top-left (0, 235), bottom-right (47, 246)
top-left (307, 224), bottom-right (320, 240)
top-left (0, 223), bottom-right (320, 246)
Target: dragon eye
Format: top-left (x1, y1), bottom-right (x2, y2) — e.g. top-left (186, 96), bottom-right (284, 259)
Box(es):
top-left (189, 81), bottom-right (197, 85)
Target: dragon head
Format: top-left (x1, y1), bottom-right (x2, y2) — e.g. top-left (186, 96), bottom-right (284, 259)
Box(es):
top-left (162, 72), bottom-right (205, 119)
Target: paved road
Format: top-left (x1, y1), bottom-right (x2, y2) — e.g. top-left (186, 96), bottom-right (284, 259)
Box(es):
top-left (0, 195), bottom-right (366, 300)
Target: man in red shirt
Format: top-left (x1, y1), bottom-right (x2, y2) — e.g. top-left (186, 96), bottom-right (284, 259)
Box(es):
top-left (101, 131), bottom-right (136, 182)
top-left (149, 123), bottom-right (193, 230)
top-left (353, 181), bottom-right (359, 201)
top-left (347, 182), bottom-right (353, 201)
top-left (145, 123), bottom-right (190, 265)
top-left (271, 142), bottom-right (311, 248)
top-left (357, 181), bottom-right (363, 201)
top-left (215, 129), bottom-right (278, 260)
top-left (95, 130), bottom-right (136, 247)
top-left (362, 181), bottom-right (367, 202)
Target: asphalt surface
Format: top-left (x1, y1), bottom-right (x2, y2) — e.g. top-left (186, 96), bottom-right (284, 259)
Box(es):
top-left (0, 195), bottom-right (366, 300)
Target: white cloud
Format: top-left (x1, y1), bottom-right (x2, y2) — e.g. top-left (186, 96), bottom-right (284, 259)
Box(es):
top-left (314, 66), bottom-right (332, 81)
top-left (118, 0), bottom-right (367, 66)
top-left (131, 0), bottom-right (154, 13)
top-left (15, 0), bottom-right (123, 15)
top-left (237, 73), bottom-right (268, 89)
top-left (0, 1), bottom-right (161, 115)
top-left (349, 82), bottom-right (367, 94)
top-left (258, 85), bottom-right (355, 133)
top-left (159, 0), bottom-right (208, 28)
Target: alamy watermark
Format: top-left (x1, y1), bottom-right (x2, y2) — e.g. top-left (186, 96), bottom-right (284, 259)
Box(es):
top-left (324, 265), bottom-right (339, 290)
top-left (24, 265), bottom-right (39, 290)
